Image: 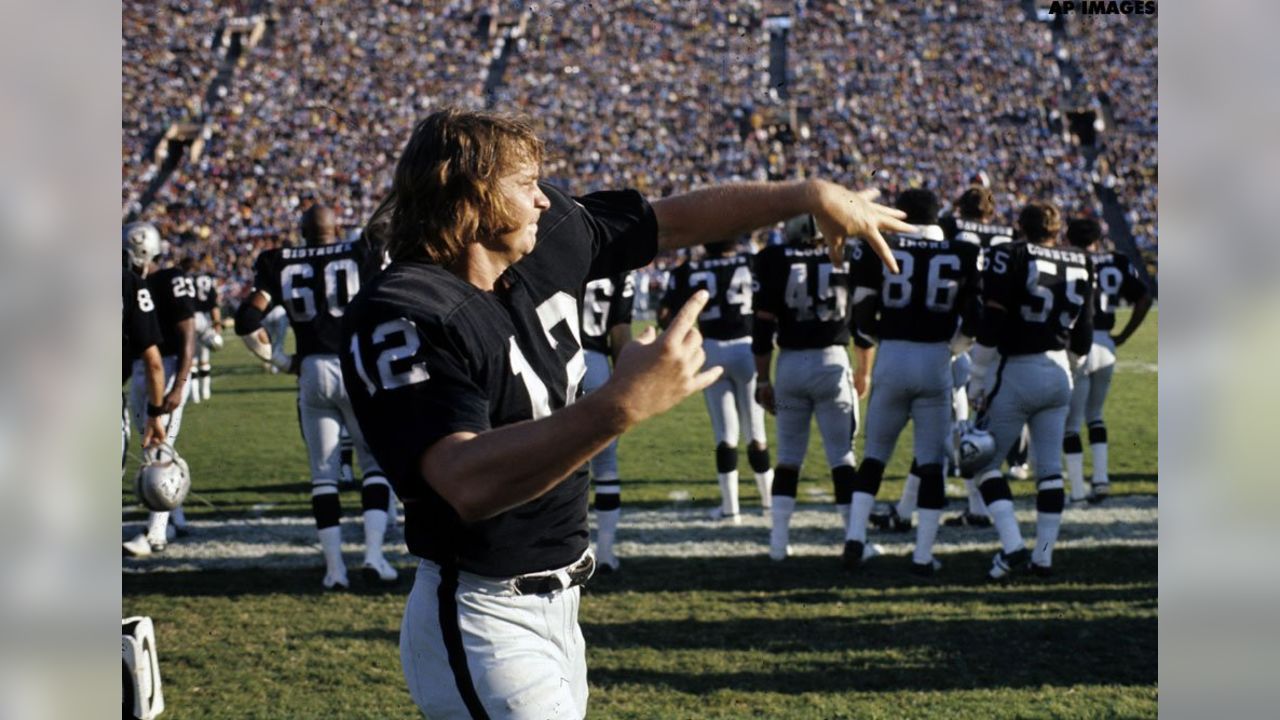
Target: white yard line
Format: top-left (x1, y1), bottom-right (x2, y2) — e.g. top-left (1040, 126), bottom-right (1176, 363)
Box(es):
top-left (124, 496), bottom-right (1156, 573)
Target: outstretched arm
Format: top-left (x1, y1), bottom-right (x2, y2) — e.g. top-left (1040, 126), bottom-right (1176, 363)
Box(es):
top-left (650, 180), bottom-right (911, 273)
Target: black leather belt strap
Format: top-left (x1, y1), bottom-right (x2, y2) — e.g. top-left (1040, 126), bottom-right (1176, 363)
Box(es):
top-left (512, 553), bottom-right (596, 596)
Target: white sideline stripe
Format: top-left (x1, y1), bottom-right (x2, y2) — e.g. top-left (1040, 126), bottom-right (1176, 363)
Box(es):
top-left (1115, 360), bottom-right (1158, 373)
top-left (124, 496), bottom-right (1156, 573)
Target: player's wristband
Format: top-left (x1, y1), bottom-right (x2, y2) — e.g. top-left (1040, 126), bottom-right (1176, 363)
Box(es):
top-left (146, 403), bottom-right (165, 417)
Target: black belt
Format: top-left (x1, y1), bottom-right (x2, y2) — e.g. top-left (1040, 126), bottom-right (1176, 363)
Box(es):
top-left (511, 553), bottom-right (596, 596)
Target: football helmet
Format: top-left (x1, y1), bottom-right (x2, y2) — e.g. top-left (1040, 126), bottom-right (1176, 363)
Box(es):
top-left (134, 443), bottom-right (190, 512)
top-left (953, 420), bottom-right (997, 476)
top-left (199, 326), bottom-right (224, 351)
top-left (123, 222), bottom-right (162, 269)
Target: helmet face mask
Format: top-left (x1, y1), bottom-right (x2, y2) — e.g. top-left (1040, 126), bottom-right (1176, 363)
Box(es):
top-left (123, 222), bottom-right (162, 269)
top-left (135, 443), bottom-right (190, 512)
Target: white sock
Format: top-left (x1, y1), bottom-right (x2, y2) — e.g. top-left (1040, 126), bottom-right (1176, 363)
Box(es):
top-left (146, 511), bottom-right (170, 544)
top-left (986, 499), bottom-right (1024, 555)
top-left (188, 376), bottom-right (201, 404)
top-left (847, 492), bottom-right (875, 542)
top-left (1065, 453), bottom-right (1087, 499)
top-left (1032, 512), bottom-right (1063, 567)
top-left (965, 479), bottom-right (987, 515)
top-left (596, 507), bottom-right (620, 558)
top-left (318, 526), bottom-right (345, 576)
top-left (896, 472), bottom-right (920, 517)
top-left (1091, 443), bottom-right (1109, 486)
top-left (914, 508), bottom-right (942, 565)
top-left (362, 508), bottom-right (389, 564)
top-left (200, 365), bottom-right (212, 400)
top-left (755, 470), bottom-right (773, 509)
top-left (717, 471), bottom-right (740, 515)
top-left (770, 496), bottom-right (796, 550)
top-left (170, 505), bottom-right (187, 529)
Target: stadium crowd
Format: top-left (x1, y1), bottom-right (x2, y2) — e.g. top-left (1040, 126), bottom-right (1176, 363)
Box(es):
top-left (122, 0), bottom-right (1156, 305)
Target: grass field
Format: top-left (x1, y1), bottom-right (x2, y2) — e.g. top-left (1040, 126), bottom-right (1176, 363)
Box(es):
top-left (122, 310), bottom-right (1157, 719)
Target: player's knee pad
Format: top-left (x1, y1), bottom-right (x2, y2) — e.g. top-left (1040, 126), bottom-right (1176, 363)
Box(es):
top-left (1088, 423), bottom-right (1108, 445)
top-left (832, 465), bottom-right (856, 504)
top-left (1063, 433), bottom-right (1083, 454)
top-left (715, 443), bottom-right (738, 474)
top-left (747, 443), bottom-right (771, 474)
top-left (916, 464), bottom-right (946, 510)
top-left (852, 458), bottom-right (885, 496)
top-left (977, 470), bottom-right (1013, 504)
top-left (1036, 475), bottom-right (1066, 513)
top-left (361, 475), bottom-right (391, 512)
top-left (311, 483), bottom-right (341, 529)
top-left (772, 466), bottom-right (800, 498)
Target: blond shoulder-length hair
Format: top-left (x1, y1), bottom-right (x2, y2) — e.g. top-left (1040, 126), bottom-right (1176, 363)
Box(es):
top-left (367, 108), bottom-right (544, 265)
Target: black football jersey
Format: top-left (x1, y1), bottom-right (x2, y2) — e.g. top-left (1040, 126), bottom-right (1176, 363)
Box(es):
top-left (123, 268), bottom-right (163, 382)
top-left (755, 243), bottom-right (851, 349)
top-left (851, 232), bottom-right (981, 343)
top-left (145, 267), bottom-right (197, 358)
top-left (194, 272), bottom-right (219, 314)
top-left (341, 183), bottom-right (656, 577)
top-left (941, 215), bottom-right (1015, 271)
top-left (661, 253), bottom-right (755, 340)
top-left (580, 272), bottom-right (635, 355)
top-left (1091, 251), bottom-right (1149, 332)
top-left (984, 242), bottom-right (1095, 356)
top-left (251, 238), bottom-right (382, 358)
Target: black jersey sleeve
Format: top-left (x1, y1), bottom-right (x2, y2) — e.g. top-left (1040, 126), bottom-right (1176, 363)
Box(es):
top-left (753, 246), bottom-right (784, 316)
top-left (251, 252), bottom-right (281, 307)
top-left (658, 265), bottom-right (688, 323)
top-left (573, 189), bottom-right (659, 280)
top-left (608, 273), bottom-right (636, 329)
top-left (342, 310), bottom-right (491, 502)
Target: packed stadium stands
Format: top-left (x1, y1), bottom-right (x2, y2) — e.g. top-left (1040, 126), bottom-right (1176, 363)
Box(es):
top-left (122, 0), bottom-right (1157, 304)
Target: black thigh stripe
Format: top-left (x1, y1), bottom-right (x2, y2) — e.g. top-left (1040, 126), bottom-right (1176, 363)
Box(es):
top-left (438, 565), bottom-right (491, 720)
top-left (984, 356), bottom-right (1010, 409)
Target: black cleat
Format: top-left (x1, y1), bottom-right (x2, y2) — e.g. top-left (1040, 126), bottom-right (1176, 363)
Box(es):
top-left (869, 507), bottom-right (912, 533)
top-left (842, 540), bottom-right (865, 572)
top-left (1086, 484), bottom-right (1111, 505)
top-left (944, 511), bottom-right (992, 528)
top-left (909, 558), bottom-right (942, 578)
top-left (1029, 563), bottom-right (1053, 578)
top-left (988, 548), bottom-right (1031, 581)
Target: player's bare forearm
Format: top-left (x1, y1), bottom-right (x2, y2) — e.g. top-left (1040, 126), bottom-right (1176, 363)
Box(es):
top-left (1114, 295), bottom-right (1152, 345)
top-left (420, 394), bottom-right (630, 523)
top-left (650, 179), bottom-right (911, 272)
top-left (174, 318), bottom-right (196, 381)
top-left (652, 180), bottom-right (815, 251)
top-left (142, 345), bottom-right (165, 407)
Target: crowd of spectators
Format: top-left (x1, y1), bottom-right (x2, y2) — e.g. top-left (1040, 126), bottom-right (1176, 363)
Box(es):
top-left (1064, 14), bottom-right (1158, 267)
top-left (122, 0), bottom-right (1156, 305)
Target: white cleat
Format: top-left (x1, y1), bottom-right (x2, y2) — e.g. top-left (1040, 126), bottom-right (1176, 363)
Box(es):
top-left (123, 533), bottom-right (163, 557)
top-left (1009, 463), bottom-right (1031, 480)
top-left (707, 507), bottom-right (742, 525)
top-left (323, 569), bottom-right (350, 590)
top-left (361, 558), bottom-right (399, 585)
top-left (768, 526), bottom-right (790, 561)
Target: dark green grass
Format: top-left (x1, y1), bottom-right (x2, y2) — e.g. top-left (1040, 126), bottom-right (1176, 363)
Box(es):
top-left (123, 311), bottom-right (1157, 718)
